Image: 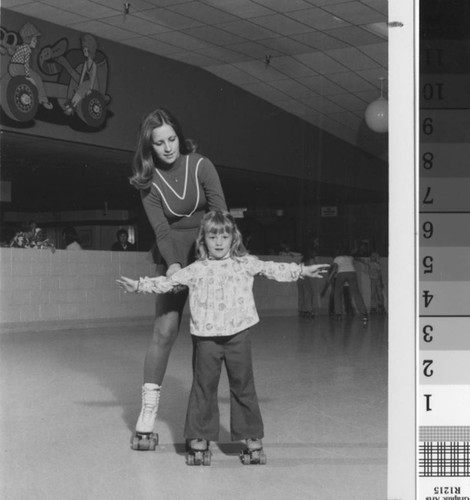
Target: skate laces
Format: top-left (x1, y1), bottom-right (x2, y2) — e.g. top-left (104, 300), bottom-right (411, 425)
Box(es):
top-left (246, 438), bottom-right (262, 449)
top-left (142, 387), bottom-right (160, 417)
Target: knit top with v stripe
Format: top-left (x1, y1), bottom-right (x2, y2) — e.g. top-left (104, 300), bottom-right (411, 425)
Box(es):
top-left (141, 153), bottom-right (226, 267)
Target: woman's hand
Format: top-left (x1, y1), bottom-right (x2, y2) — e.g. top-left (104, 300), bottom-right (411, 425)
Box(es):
top-left (116, 276), bottom-right (139, 293)
top-left (166, 263), bottom-right (182, 277)
top-left (302, 264), bottom-right (330, 279)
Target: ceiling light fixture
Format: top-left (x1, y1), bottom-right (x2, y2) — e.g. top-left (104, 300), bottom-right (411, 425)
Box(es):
top-left (365, 77), bottom-right (388, 133)
top-left (363, 22), bottom-right (388, 39)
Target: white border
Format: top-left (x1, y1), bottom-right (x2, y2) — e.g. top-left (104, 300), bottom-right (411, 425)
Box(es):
top-left (387, 0), bottom-right (417, 498)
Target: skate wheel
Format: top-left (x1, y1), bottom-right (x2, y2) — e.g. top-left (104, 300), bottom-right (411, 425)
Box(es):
top-left (131, 432), bottom-right (158, 451)
top-left (194, 452), bottom-right (203, 465)
top-left (242, 453), bottom-right (251, 465)
top-left (202, 451), bottom-right (211, 466)
top-left (259, 451), bottom-right (267, 465)
top-left (187, 453), bottom-right (195, 466)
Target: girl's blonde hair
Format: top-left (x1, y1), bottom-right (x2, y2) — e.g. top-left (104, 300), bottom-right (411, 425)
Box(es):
top-left (196, 210), bottom-right (247, 260)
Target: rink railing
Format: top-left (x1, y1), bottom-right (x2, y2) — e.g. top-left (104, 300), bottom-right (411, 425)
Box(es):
top-left (0, 249), bottom-right (387, 332)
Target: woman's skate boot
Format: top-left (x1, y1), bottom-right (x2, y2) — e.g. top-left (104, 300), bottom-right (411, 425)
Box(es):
top-left (131, 383), bottom-right (160, 450)
top-left (186, 439), bottom-right (211, 466)
top-left (240, 438), bottom-right (267, 465)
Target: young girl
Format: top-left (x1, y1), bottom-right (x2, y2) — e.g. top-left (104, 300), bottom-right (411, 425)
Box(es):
top-left (117, 211), bottom-right (329, 465)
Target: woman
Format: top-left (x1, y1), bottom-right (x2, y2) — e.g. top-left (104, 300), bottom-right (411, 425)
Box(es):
top-left (129, 108), bottom-right (227, 450)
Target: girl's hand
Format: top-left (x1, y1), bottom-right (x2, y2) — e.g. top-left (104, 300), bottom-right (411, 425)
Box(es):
top-left (166, 263), bottom-right (182, 277)
top-left (116, 276), bottom-right (139, 293)
top-left (303, 264), bottom-right (330, 279)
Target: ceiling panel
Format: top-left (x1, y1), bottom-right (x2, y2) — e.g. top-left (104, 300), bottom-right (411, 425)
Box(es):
top-left (200, 0), bottom-right (273, 18)
top-left (294, 52), bottom-right (349, 74)
top-left (167, 2), bottom-right (240, 24)
top-left (8, 2), bottom-right (88, 24)
top-left (217, 20), bottom-right (276, 40)
top-left (249, 13), bottom-right (315, 36)
top-left (287, 7), bottom-right (350, 30)
top-left (206, 64), bottom-right (260, 84)
top-left (323, 2), bottom-right (386, 24)
top-left (43, 0), bottom-right (118, 18)
top-left (327, 47), bottom-right (380, 71)
top-left (135, 8), bottom-right (202, 30)
top-left (101, 14), bottom-right (169, 36)
top-left (325, 25), bottom-right (384, 46)
top-left (301, 75), bottom-right (348, 96)
top-left (269, 55), bottom-right (318, 78)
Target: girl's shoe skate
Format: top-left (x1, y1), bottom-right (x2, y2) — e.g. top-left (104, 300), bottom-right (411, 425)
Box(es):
top-left (186, 439), bottom-right (211, 466)
top-left (240, 438), bottom-right (267, 465)
top-left (131, 383), bottom-right (160, 451)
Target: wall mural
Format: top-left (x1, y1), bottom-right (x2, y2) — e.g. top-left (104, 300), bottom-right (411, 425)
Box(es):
top-left (0, 22), bottom-right (111, 130)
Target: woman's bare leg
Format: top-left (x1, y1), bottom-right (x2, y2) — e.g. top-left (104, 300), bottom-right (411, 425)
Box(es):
top-left (143, 290), bottom-right (187, 384)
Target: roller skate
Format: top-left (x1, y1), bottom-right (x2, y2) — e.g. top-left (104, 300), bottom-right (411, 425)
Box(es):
top-left (186, 439), bottom-right (211, 466)
top-left (131, 383), bottom-right (160, 451)
top-left (240, 438), bottom-right (267, 465)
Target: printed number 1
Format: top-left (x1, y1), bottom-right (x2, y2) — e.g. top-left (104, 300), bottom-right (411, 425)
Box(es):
top-left (424, 394), bottom-right (432, 412)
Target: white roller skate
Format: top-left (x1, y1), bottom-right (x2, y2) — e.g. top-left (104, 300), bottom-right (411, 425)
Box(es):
top-left (131, 383), bottom-right (160, 451)
top-left (186, 439), bottom-right (211, 466)
top-left (240, 438), bottom-right (267, 465)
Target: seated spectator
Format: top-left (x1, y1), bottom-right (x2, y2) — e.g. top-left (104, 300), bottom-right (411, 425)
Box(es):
top-left (10, 220), bottom-right (55, 252)
top-left (63, 226), bottom-right (82, 250)
top-left (111, 229), bottom-right (135, 251)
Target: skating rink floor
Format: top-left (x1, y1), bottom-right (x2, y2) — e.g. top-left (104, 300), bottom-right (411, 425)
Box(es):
top-left (0, 314), bottom-right (388, 500)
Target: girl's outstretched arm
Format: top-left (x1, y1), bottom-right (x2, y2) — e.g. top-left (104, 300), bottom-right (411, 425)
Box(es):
top-left (116, 275), bottom-right (179, 294)
top-left (301, 264), bottom-right (330, 279)
top-left (116, 276), bottom-right (139, 292)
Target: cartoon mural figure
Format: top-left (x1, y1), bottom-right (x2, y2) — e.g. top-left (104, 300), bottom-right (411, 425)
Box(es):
top-left (1, 22), bottom-right (110, 129)
top-left (7, 23), bottom-right (53, 110)
top-left (64, 34), bottom-right (98, 116)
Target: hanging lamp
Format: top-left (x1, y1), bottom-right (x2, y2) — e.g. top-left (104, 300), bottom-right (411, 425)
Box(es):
top-left (365, 77), bottom-right (388, 133)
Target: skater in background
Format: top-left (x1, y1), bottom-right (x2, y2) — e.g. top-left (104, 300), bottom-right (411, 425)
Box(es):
top-left (297, 246), bottom-right (318, 318)
top-left (128, 108), bottom-right (227, 449)
top-left (367, 252), bottom-right (385, 315)
top-left (330, 247), bottom-right (368, 320)
top-left (117, 211), bottom-right (330, 462)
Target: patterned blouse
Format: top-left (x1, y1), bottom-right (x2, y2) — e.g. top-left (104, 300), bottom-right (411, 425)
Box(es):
top-left (138, 255), bottom-right (302, 337)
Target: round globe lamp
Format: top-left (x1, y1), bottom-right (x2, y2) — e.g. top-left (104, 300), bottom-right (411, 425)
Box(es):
top-left (365, 78), bottom-right (388, 133)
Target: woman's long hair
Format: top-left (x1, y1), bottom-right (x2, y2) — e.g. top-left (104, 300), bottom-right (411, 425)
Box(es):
top-left (130, 108), bottom-right (190, 190)
top-left (195, 211), bottom-right (247, 260)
